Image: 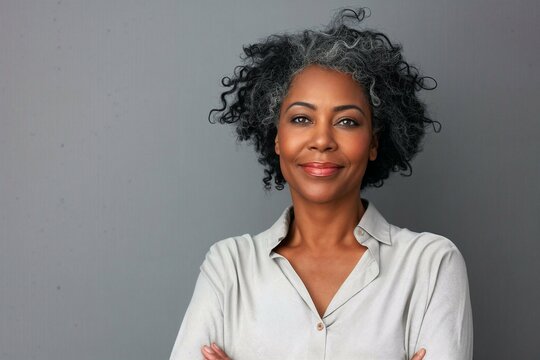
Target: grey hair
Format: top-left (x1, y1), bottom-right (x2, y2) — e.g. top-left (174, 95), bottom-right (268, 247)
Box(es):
top-left (210, 7), bottom-right (440, 190)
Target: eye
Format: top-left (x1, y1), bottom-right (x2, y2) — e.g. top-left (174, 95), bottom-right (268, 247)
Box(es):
top-left (291, 116), bottom-right (311, 125)
top-left (337, 118), bottom-right (359, 127)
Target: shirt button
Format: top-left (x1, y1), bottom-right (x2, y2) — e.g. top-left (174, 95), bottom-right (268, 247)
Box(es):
top-left (316, 322), bottom-right (325, 331)
top-left (359, 229), bottom-right (364, 236)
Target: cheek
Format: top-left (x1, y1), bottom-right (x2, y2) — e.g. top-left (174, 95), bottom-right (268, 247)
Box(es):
top-left (277, 131), bottom-right (303, 160)
top-left (341, 134), bottom-right (373, 163)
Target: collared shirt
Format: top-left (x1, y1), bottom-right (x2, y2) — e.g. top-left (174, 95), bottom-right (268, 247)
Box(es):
top-left (169, 199), bottom-right (473, 360)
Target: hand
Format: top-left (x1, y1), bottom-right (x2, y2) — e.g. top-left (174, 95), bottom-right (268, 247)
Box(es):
top-left (202, 343), bottom-right (427, 360)
top-left (412, 348), bottom-right (427, 360)
top-left (201, 342), bottom-right (230, 360)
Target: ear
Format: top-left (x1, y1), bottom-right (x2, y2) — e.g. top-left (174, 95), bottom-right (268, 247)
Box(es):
top-left (369, 134), bottom-right (378, 161)
top-left (274, 134), bottom-right (280, 155)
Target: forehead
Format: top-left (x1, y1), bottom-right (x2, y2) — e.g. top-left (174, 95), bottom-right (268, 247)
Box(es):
top-left (283, 64), bottom-right (369, 105)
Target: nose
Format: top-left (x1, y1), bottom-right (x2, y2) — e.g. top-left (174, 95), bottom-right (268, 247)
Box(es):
top-left (308, 121), bottom-right (337, 152)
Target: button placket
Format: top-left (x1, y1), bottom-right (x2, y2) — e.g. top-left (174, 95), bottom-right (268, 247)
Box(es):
top-left (313, 319), bottom-right (328, 360)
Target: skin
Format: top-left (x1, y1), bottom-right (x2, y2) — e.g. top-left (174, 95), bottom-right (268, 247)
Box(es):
top-left (201, 65), bottom-right (426, 360)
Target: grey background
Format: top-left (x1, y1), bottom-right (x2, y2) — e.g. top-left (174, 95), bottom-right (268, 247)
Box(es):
top-left (1, 0), bottom-right (539, 359)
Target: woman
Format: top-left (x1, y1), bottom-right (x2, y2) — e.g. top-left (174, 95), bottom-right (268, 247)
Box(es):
top-left (170, 8), bottom-right (473, 360)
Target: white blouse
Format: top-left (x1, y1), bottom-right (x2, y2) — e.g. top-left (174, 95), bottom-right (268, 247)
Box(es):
top-left (170, 199), bottom-right (473, 360)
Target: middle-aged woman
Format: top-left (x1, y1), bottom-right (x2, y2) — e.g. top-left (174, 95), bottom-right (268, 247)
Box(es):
top-left (170, 8), bottom-right (473, 360)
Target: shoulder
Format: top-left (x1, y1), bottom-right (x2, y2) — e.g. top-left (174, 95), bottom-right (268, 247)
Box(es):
top-left (198, 215), bottom-right (282, 286)
top-left (388, 225), bottom-right (469, 276)
top-left (364, 200), bottom-right (463, 262)
top-left (391, 225), bottom-right (463, 256)
top-left (390, 226), bottom-right (471, 295)
top-left (202, 234), bottom-right (254, 267)
top-left (199, 234), bottom-right (261, 287)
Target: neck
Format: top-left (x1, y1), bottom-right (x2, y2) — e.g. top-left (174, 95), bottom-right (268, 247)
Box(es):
top-left (286, 192), bottom-right (366, 255)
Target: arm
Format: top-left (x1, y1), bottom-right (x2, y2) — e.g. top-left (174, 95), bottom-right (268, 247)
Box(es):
top-left (201, 344), bottom-right (429, 360)
top-left (413, 244), bottom-right (474, 360)
top-left (169, 245), bottom-right (225, 360)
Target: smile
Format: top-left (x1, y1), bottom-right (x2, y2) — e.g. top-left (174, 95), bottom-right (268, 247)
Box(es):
top-left (299, 162), bottom-right (344, 177)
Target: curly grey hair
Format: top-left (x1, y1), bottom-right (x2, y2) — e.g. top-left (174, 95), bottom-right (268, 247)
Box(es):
top-left (209, 7), bottom-right (440, 190)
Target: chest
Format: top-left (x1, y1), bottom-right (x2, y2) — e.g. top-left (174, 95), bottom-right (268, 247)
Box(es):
top-left (226, 255), bottom-right (410, 360)
top-left (274, 245), bottom-right (368, 317)
top-left (221, 237), bottom-right (427, 359)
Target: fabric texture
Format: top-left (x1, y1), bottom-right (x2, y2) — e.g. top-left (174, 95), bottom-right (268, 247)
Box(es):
top-left (170, 199), bottom-right (473, 360)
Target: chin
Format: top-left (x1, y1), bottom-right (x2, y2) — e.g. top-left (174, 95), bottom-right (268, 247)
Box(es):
top-left (292, 184), bottom-right (353, 204)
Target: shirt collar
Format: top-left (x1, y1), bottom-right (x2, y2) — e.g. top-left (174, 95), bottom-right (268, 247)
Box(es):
top-left (265, 198), bottom-right (392, 256)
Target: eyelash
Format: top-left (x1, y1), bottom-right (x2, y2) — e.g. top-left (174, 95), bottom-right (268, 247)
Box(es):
top-left (291, 116), bottom-right (311, 125)
top-left (338, 118), bottom-right (359, 127)
top-left (291, 116), bottom-right (359, 127)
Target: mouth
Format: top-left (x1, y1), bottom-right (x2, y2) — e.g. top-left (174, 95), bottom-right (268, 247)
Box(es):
top-left (298, 162), bottom-right (344, 177)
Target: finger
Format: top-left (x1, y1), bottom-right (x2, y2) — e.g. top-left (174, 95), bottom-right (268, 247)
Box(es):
top-left (201, 351), bottom-right (212, 360)
top-left (411, 348), bottom-right (427, 360)
top-left (201, 345), bottom-right (222, 360)
top-left (200, 346), bottom-right (213, 360)
top-left (211, 343), bottom-right (231, 359)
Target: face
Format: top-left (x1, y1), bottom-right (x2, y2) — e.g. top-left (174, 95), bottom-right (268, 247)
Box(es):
top-left (275, 64), bottom-right (377, 204)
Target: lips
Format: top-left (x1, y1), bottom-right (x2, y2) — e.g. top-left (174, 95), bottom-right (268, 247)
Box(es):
top-left (299, 162), bottom-right (344, 177)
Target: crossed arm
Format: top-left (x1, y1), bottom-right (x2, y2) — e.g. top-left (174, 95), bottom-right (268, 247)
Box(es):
top-left (170, 241), bottom-right (473, 360)
top-left (200, 343), bottom-right (428, 360)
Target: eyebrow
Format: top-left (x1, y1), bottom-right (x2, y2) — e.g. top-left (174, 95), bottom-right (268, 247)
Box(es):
top-left (285, 101), bottom-right (367, 117)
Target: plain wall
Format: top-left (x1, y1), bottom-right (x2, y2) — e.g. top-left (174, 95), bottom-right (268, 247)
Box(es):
top-left (1, 0), bottom-right (539, 359)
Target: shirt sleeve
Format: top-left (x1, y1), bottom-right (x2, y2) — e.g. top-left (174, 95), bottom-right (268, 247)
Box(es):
top-left (169, 244), bottom-right (225, 360)
top-left (412, 243), bottom-right (474, 360)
